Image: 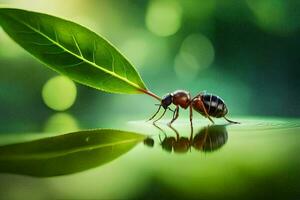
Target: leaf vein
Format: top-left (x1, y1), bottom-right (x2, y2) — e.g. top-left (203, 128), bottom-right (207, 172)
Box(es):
top-left (44, 50), bottom-right (66, 55)
top-left (72, 34), bottom-right (83, 57)
top-left (92, 40), bottom-right (96, 63)
top-left (15, 30), bottom-right (35, 34)
top-left (111, 50), bottom-right (115, 73)
top-left (53, 28), bottom-right (59, 43)
top-left (27, 41), bottom-right (55, 46)
top-left (62, 61), bottom-right (84, 68)
top-left (122, 59), bottom-right (128, 79)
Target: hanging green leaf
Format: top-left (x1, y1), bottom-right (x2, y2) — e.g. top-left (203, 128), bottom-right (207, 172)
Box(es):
top-left (0, 129), bottom-right (145, 177)
top-left (0, 8), bottom-right (159, 97)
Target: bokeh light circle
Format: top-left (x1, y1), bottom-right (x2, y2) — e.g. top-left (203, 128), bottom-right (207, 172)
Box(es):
top-left (42, 76), bottom-right (77, 111)
top-left (174, 33), bottom-right (215, 81)
top-left (145, 0), bottom-right (182, 37)
top-left (121, 36), bottom-right (149, 68)
top-left (44, 113), bottom-right (79, 133)
top-left (246, 0), bottom-right (300, 35)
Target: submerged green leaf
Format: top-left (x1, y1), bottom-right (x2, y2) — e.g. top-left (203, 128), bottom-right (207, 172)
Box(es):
top-left (0, 8), bottom-right (147, 94)
top-left (0, 129), bottom-right (145, 177)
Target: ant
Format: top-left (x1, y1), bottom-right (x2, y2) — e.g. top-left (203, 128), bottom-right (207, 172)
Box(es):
top-left (143, 124), bottom-right (228, 153)
top-left (148, 90), bottom-right (239, 125)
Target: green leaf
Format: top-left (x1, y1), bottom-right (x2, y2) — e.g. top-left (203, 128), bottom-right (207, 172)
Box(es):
top-left (0, 129), bottom-right (145, 177)
top-left (0, 8), bottom-right (147, 94)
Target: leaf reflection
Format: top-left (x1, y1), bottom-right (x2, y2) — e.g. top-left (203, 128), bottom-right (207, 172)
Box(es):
top-left (0, 129), bottom-right (145, 177)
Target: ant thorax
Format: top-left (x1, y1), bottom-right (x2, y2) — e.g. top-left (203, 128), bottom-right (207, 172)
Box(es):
top-left (171, 90), bottom-right (191, 109)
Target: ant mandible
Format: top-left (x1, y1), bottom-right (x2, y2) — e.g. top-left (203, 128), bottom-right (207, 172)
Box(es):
top-left (148, 90), bottom-right (239, 125)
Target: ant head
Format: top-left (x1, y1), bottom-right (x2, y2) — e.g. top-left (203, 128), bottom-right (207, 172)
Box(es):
top-left (143, 137), bottom-right (154, 147)
top-left (161, 93), bottom-right (173, 109)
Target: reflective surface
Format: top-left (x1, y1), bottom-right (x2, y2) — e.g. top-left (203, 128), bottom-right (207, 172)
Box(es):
top-left (0, 129), bottom-right (144, 177)
top-left (0, 117), bottom-right (300, 200)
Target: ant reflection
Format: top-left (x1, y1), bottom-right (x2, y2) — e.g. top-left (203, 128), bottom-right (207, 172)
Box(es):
top-left (144, 124), bottom-right (228, 153)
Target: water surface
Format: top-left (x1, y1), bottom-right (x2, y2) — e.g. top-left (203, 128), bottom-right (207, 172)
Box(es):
top-left (0, 117), bottom-right (299, 200)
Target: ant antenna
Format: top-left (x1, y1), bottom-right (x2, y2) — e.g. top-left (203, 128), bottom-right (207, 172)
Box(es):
top-left (148, 105), bottom-right (174, 122)
top-left (147, 104), bottom-right (162, 121)
top-left (157, 104), bottom-right (174, 111)
top-left (153, 108), bottom-right (167, 123)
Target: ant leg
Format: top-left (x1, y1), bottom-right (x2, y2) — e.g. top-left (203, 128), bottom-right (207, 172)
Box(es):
top-left (189, 105), bottom-right (194, 138)
top-left (168, 107), bottom-right (175, 112)
top-left (153, 123), bottom-right (166, 134)
top-left (199, 100), bottom-right (215, 124)
top-left (153, 123), bottom-right (167, 143)
top-left (198, 126), bottom-right (209, 151)
top-left (153, 108), bottom-right (167, 124)
top-left (168, 125), bottom-right (180, 139)
top-left (168, 106), bottom-right (179, 125)
top-left (147, 105), bottom-right (161, 121)
top-left (224, 116), bottom-right (240, 124)
top-left (207, 116), bottom-right (215, 124)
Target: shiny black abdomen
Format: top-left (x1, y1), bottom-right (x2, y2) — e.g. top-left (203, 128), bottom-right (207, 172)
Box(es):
top-left (201, 94), bottom-right (228, 118)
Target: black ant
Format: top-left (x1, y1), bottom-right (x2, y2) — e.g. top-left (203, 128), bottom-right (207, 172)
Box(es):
top-left (148, 90), bottom-right (239, 125)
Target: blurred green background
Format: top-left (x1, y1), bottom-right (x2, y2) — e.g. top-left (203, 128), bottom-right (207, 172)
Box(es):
top-left (0, 0), bottom-right (300, 133)
top-left (1, 1), bottom-right (300, 200)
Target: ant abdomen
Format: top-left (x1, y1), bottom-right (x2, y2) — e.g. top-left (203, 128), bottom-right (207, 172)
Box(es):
top-left (193, 125), bottom-right (228, 152)
top-left (192, 93), bottom-right (228, 118)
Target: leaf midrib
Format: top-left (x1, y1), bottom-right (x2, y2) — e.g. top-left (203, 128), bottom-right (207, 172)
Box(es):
top-left (0, 137), bottom-right (143, 160)
top-left (6, 13), bottom-right (144, 90)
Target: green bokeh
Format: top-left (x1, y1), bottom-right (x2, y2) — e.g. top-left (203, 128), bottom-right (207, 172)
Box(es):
top-left (42, 76), bottom-right (77, 111)
top-left (0, 1), bottom-right (300, 198)
top-left (44, 112), bottom-right (78, 133)
top-left (146, 0), bottom-right (182, 36)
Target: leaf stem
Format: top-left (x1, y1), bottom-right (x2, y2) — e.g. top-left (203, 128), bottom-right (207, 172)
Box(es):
top-left (139, 89), bottom-right (161, 101)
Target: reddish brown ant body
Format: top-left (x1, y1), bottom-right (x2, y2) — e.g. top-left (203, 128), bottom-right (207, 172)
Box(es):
top-left (143, 125), bottom-right (228, 153)
top-left (148, 90), bottom-right (238, 125)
